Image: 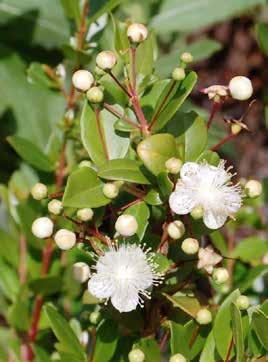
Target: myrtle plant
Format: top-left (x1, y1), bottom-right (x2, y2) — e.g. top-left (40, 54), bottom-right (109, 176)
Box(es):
top-left (1, 2), bottom-right (268, 362)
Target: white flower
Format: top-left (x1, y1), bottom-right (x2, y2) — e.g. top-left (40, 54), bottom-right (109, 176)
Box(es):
top-left (197, 246), bottom-right (222, 274)
top-left (88, 244), bottom-right (162, 313)
top-left (169, 161), bottom-right (242, 229)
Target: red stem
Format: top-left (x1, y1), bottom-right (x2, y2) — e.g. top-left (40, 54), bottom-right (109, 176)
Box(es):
top-left (224, 337), bottom-right (234, 362)
top-left (103, 102), bottom-right (140, 129)
top-left (211, 133), bottom-right (236, 151)
top-left (108, 71), bottom-right (132, 98)
top-left (207, 101), bottom-right (221, 129)
top-left (19, 234), bottom-right (27, 284)
top-left (130, 47), bottom-right (137, 91)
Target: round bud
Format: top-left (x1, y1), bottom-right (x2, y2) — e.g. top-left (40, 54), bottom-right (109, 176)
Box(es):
top-left (181, 238), bottom-right (199, 255)
top-left (31, 183), bottom-right (47, 200)
top-left (79, 160), bottom-right (92, 168)
top-left (54, 229), bottom-right (76, 250)
top-left (231, 124), bottom-right (242, 135)
top-left (77, 208), bottom-right (94, 222)
top-left (128, 348), bottom-right (145, 362)
top-left (165, 157), bottom-right (183, 174)
top-left (229, 76), bottom-right (253, 101)
top-left (114, 180), bottom-right (124, 188)
top-left (103, 183), bottom-right (119, 199)
top-left (212, 267), bottom-right (229, 285)
top-left (72, 70), bottom-right (94, 92)
top-left (86, 86), bottom-right (104, 103)
top-left (32, 217), bottom-right (53, 239)
top-left (167, 220), bottom-right (185, 240)
top-left (79, 331), bottom-right (89, 347)
top-left (180, 52), bottom-right (193, 63)
top-left (89, 311), bottom-right (101, 325)
top-left (236, 295), bottom-right (250, 310)
top-left (48, 199), bottom-right (63, 215)
top-left (127, 23), bottom-right (148, 43)
top-left (115, 214), bottom-right (138, 237)
top-left (196, 308), bottom-right (212, 325)
top-left (169, 353), bottom-right (187, 362)
top-left (190, 205), bottom-right (204, 220)
top-left (72, 262), bottom-right (91, 283)
top-left (245, 180), bottom-right (262, 198)
top-left (172, 68), bottom-right (186, 81)
top-left (96, 51), bottom-right (117, 70)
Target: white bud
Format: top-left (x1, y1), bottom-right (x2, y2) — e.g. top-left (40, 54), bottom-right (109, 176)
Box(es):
top-left (169, 353), bottom-right (187, 362)
top-left (77, 208), bottom-right (94, 221)
top-left (181, 238), bottom-right (199, 254)
top-left (165, 157), bottom-right (183, 174)
top-left (48, 199), bottom-right (63, 215)
top-left (196, 308), bottom-right (212, 325)
top-left (89, 311), bottom-right (101, 325)
top-left (212, 267), bottom-right (229, 285)
top-left (229, 76), bottom-right (253, 101)
top-left (54, 229), bottom-right (76, 250)
top-left (96, 51), bottom-right (117, 70)
top-left (115, 214), bottom-right (138, 237)
top-left (79, 331), bottom-right (89, 347)
top-left (72, 262), bottom-right (91, 283)
top-left (72, 70), bottom-right (94, 92)
top-left (79, 160), bottom-right (92, 168)
top-left (103, 183), bottom-right (119, 199)
top-left (236, 295), bottom-right (250, 310)
top-left (172, 68), bottom-right (186, 81)
top-left (32, 217), bottom-right (53, 239)
top-left (31, 183), bottom-right (47, 200)
top-left (127, 23), bottom-right (148, 43)
top-left (128, 348), bottom-right (145, 362)
top-left (86, 86), bottom-right (104, 103)
top-left (245, 180), bottom-right (262, 198)
top-left (167, 220), bottom-right (185, 240)
top-left (190, 205), bottom-right (204, 220)
top-left (180, 52), bottom-right (193, 63)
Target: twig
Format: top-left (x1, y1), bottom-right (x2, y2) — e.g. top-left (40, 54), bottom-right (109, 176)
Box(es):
top-left (207, 101), bottom-right (222, 129)
top-left (19, 234), bottom-right (27, 284)
top-left (103, 102), bottom-right (140, 129)
top-left (76, 1), bottom-right (89, 50)
top-left (108, 71), bottom-right (132, 98)
top-left (210, 133), bottom-right (236, 152)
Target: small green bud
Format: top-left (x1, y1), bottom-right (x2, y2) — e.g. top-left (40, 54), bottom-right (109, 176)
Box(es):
top-left (181, 238), bottom-right (199, 255)
top-left (89, 311), bottom-right (101, 325)
top-left (48, 199), bottom-right (63, 215)
top-left (245, 180), bottom-right (262, 198)
top-left (190, 205), bottom-right (204, 220)
top-left (196, 308), bottom-right (212, 325)
top-left (180, 52), bottom-right (193, 63)
top-left (236, 295), bottom-right (250, 310)
top-left (77, 208), bottom-right (94, 221)
top-left (169, 353), bottom-right (187, 362)
top-left (128, 348), bottom-right (145, 362)
top-left (165, 157), bottom-right (183, 174)
top-left (172, 67), bottom-right (186, 81)
top-left (86, 86), bottom-right (104, 103)
top-left (31, 183), bottom-right (47, 200)
top-left (212, 267), bottom-right (229, 285)
top-left (103, 183), bottom-right (119, 199)
top-left (167, 220), bottom-right (185, 240)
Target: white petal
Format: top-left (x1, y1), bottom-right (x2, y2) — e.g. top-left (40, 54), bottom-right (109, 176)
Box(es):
top-left (203, 209), bottom-right (227, 229)
top-left (169, 189), bottom-right (196, 215)
top-left (88, 274), bottom-right (115, 299)
top-left (180, 162), bottom-right (200, 183)
top-left (111, 288), bottom-right (139, 312)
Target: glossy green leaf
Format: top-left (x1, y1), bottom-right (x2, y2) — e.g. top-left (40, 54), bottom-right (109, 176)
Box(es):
top-left (27, 62), bottom-right (59, 90)
top-left (89, 0), bottom-right (123, 23)
top-left (0, 259), bottom-right (19, 302)
top-left (60, 0), bottom-right (81, 26)
top-left (7, 136), bottom-right (54, 172)
top-left (98, 159), bottom-right (150, 184)
top-left (232, 237), bottom-right (268, 262)
top-left (137, 133), bottom-right (178, 175)
top-left (124, 201), bottom-right (150, 240)
top-left (93, 319), bottom-right (119, 362)
top-left (169, 321), bottom-right (189, 357)
top-left (29, 276), bottom-right (62, 296)
top-left (236, 265), bottom-right (268, 293)
top-left (197, 150), bottom-right (220, 166)
top-left (256, 23), bottom-right (268, 55)
top-left (210, 230), bottom-right (228, 255)
top-left (231, 303), bottom-right (245, 362)
top-left (200, 332), bottom-right (216, 362)
top-left (63, 167), bottom-right (110, 208)
top-left (134, 338), bottom-right (161, 362)
top-left (144, 188), bottom-right (162, 206)
top-left (136, 33), bottom-right (155, 78)
top-left (152, 253), bottom-right (172, 273)
top-left (0, 229), bottom-right (19, 268)
top-left (157, 172), bottom-right (174, 199)
top-left (111, 15), bottom-right (129, 59)
top-left (7, 299), bottom-right (30, 331)
top-left (163, 293), bottom-right (201, 318)
top-left (252, 310), bottom-right (268, 350)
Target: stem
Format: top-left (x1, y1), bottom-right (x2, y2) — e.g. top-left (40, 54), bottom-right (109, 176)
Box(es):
top-left (130, 47), bottom-right (137, 91)
top-left (207, 101), bottom-right (221, 129)
top-left (76, 1), bottom-right (89, 50)
top-left (123, 184), bottom-right (146, 199)
top-left (189, 325), bottom-right (200, 348)
top-left (95, 107), bottom-right (109, 160)
top-left (159, 330), bottom-right (170, 352)
top-left (118, 198), bottom-right (142, 211)
top-left (108, 71), bottom-right (132, 98)
top-left (210, 133), bottom-right (236, 151)
top-left (224, 337), bottom-right (234, 362)
top-left (103, 103), bottom-right (140, 129)
top-left (157, 222), bottom-right (169, 253)
top-left (19, 234), bottom-right (27, 284)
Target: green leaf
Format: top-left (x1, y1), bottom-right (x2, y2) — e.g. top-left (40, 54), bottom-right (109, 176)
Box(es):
top-left (213, 289), bottom-right (240, 359)
top-left (27, 62), bottom-right (59, 90)
top-left (7, 136), bottom-right (54, 172)
top-left (134, 338), bottom-right (161, 362)
top-left (0, 229), bottom-right (19, 268)
top-left (151, 72), bottom-right (197, 131)
top-left (111, 15), bottom-right (129, 59)
top-left (29, 276), bottom-right (62, 296)
top-left (63, 167), bottom-right (110, 208)
top-left (151, 0), bottom-right (265, 35)
top-left (252, 310), bottom-right (268, 350)
top-left (7, 298), bottom-right (30, 331)
top-left (237, 265), bottom-right (268, 293)
top-left (60, 0), bottom-right (81, 26)
top-left (89, 0), bottom-right (124, 24)
top-left (197, 150), bottom-right (220, 166)
top-left (200, 332), bottom-right (216, 362)
top-left (152, 253), bottom-right (172, 273)
top-left (98, 159), bottom-right (150, 184)
top-left (124, 201), bottom-right (150, 240)
top-left (0, 259), bottom-right (19, 302)
top-left (163, 293), bottom-right (201, 318)
top-left (169, 321), bottom-right (190, 357)
top-left (157, 172), bottom-right (173, 199)
top-left (144, 189), bottom-right (162, 206)
top-left (34, 345), bottom-right (51, 362)
top-left (210, 230), bottom-right (228, 255)
top-left (44, 305), bottom-right (86, 360)
top-left (232, 237), bottom-right (268, 262)
top-left (137, 133), bottom-right (178, 176)
top-left (93, 319), bottom-right (119, 362)
top-left (81, 101), bottom-right (129, 167)
top-left (256, 23), bottom-right (268, 55)
top-left (136, 32), bottom-right (155, 78)
top-left (231, 303), bottom-right (245, 362)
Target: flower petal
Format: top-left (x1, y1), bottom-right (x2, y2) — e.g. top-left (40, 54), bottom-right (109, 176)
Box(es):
top-left (111, 288), bottom-right (139, 313)
top-left (88, 274), bottom-right (115, 299)
top-left (169, 189), bottom-right (196, 215)
top-left (180, 162), bottom-right (200, 183)
top-left (203, 209), bottom-right (227, 229)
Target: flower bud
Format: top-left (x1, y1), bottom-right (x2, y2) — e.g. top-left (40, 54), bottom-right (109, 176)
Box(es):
top-left (54, 229), bottom-right (76, 250)
top-left (89, 311), bottom-right (101, 325)
top-left (86, 86), bottom-right (104, 103)
top-left (181, 238), bottom-right (199, 254)
top-left (165, 157), bottom-right (183, 174)
top-left (79, 160), bottom-right (92, 168)
top-left (77, 208), bottom-right (94, 222)
top-left (196, 308), bottom-right (212, 325)
top-left (72, 70), bottom-right (94, 92)
top-left (229, 76), bottom-right (253, 101)
top-left (169, 353), bottom-right (187, 362)
top-left (212, 267), bottom-right (229, 285)
top-left (190, 205), bottom-right (204, 220)
top-left (103, 183), bottom-right (119, 199)
top-left (127, 23), bottom-right (148, 43)
top-left (72, 262), bottom-right (91, 283)
top-left (32, 217), bottom-right (53, 239)
top-left (48, 199), bottom-right (63, 215)
top-left (31, 183), bottom-right (47, 200)
top-left (245, 180), bottom-right (262, 198)
top-left (180, 52), bottom-right (193, 63)
top-left (96, 51), bottom-right (117, 70)
top-left (231, 123), bottom-right (242, 135)
top-left (236, 295), bottom-right (250, 310)
top-left (128, 348), bottom-right (145, 362)
top-left (115, 214), bottom-right (138, 237)
top-left (167, 220), bottom-right (185, 240)
top-left (79, 331), bottom-right (89, 347)
top-left (172, 68), bottom-right (186, 81)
